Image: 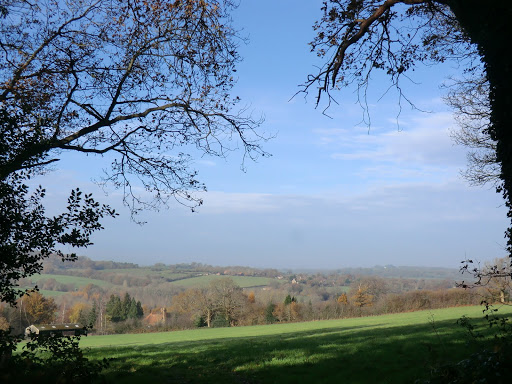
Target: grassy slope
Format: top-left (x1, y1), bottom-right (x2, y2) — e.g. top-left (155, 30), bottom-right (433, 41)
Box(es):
top-left (84, 305), bottom-right (510, 383)
top-left (36, 289), bottom-right (69, 297)
top-left (30, 273), bottom-right (113, 288)
top-left (94, 268), bottom-right (189, 280)
top-left (167, 275), bottom-right (277, 288)
top-left (36, 270), bottom-right (276, 289)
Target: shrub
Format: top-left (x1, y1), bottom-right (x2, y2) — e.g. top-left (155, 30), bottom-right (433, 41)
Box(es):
top-left (211, 315), bottom-right (230, 328)
top-left (0, 328), bottom-right (109, 383)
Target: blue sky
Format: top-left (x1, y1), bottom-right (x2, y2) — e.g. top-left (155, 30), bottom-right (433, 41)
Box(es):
top-left (34, 1), bottom-right (508, 270)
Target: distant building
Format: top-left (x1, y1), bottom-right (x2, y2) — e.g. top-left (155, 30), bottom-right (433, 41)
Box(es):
top-left (25, 323), bottom-right (87, 338)
top-left (144, 308), bottom-right (169, 326)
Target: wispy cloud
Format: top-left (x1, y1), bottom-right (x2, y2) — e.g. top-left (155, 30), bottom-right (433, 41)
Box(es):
top-left (329, 112), bottom-right (460, 164)
top-left (311, 111), bottom-right (468, 184)
top-left (197, 159), bottom-right (217, 167)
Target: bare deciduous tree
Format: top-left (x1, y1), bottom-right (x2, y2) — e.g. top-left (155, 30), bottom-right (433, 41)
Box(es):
top-left (0, 0), bottom-right (266, 213)
top-left (445, 70), bottom-right (499, 187)
top-left (0, 0), bottom-right (267, 306)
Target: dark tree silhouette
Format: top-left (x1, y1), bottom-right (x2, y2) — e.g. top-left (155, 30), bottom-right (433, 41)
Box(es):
top-left (0, 0), bottom-right (266, 305)
top-left (0, 0), bottom-right (265, 214)
top-left (304, 0), bottom-right (512, 255)
top-left (1, 1), bottom-right (262, 380)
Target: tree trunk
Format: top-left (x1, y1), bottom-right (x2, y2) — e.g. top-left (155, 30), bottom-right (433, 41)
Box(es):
top-left (206, 309), bottom-right (211, 328)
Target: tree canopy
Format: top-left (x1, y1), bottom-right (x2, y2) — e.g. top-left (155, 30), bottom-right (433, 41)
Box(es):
top-left (304, 0), bottom-right (512, 255)
top-left (0, 0), bottom-right (265, 212)
top-left (0, 0), bottom-right (266, 306)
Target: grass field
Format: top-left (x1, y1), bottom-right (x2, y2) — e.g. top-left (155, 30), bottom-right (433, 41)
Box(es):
top-left (167, 274), bottom-right (277, 288)
top-left (36, 289), bottom-right (69, 297)
top-left (30, 274), bottom-right (113, 289)
top-left (83, 305), bottom-right (511, 383)
top-left (58, 269), bottom-right (275, 288)
top-left (95, 268), bottom-right (189, 280)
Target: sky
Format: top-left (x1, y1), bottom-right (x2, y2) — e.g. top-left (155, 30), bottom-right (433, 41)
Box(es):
top-left (33, 0), bottom-right (509, 270)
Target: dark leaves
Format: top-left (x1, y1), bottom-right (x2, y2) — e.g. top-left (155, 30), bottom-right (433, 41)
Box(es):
top-left (0, 179), bottom-right (116, 306)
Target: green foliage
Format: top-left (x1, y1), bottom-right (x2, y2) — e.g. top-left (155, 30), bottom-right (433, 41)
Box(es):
top-left (0, 329), bottom-right (109, 383)
top-left (211, 315), bottom-right (230, 328)
top-left (127, 298), bottom-right (138, 319)
top-left (420, 347), bottom-right (512, 384)
top-left (194, 316), bottom-right (207, 328)
top-left (265, 302), bottom-right (277, 324)
top-left (136, 301), bottom-right (144, 318)
top-left (106, 293), bottom-right (144, 323)
top-left (420, 305), bottom-right (512, 383)
top-left (88, 302), bottom-right (97, 328)
top-left (0, 180), bottom-right (116, 306)
top-left (106, 294), bottom-right (123, 322)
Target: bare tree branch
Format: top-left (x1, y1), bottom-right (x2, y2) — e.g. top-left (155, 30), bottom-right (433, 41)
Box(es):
top-left (0, 0), bottom-right (268, 214)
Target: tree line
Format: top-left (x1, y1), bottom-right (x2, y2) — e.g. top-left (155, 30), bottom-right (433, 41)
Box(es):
top-left (3, 274), bottom-right (506, 335)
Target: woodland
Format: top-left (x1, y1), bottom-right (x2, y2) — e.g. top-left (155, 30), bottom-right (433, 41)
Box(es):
top-left (0, 255), bottom-right (506, 336)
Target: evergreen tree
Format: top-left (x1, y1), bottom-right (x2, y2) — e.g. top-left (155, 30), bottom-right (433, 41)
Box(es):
top-left (106, 294), bottom-right (124, 323)
top-left (121, 293), bottom-right (132, 320)
top-left (265, 302), bottom-right (276, 324)
top-left (136, 301), bottom-right (144, 319)
top-left (127, 298), bottom-right (138, 320)
top-left (88, 301), bottom-right (97, 328)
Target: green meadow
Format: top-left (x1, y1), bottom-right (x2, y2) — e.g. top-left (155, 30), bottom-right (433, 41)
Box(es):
top-left (30, 274), bottom-right (113, 289)
top-left (34, 270), bottom-right (277, 290)
top-left (167, 274), bottom-right (277, 288)
top-left (95, 268), bottom-right (190, 280)
top-left (83, 305), bottom-right (510, 383)
top-left (36, 289), bottom-right (69, 297)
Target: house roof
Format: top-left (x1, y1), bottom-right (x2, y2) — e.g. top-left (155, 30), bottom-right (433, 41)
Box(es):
top-left (28, 323), bottom-right (85, 331)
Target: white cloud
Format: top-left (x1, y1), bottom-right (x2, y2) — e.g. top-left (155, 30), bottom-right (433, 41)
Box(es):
top-left (309, 111), bottom-right (469, 186)
top-left (329, 112), bottom-right (461, 165)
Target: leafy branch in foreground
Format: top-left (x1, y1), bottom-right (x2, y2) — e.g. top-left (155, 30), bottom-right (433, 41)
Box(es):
top-left (0, 328), bottom-right (110, 383)
top-left (0, 178), bottom-right (117, 306)
top-left (420, 306), bottom-right (512, 384)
